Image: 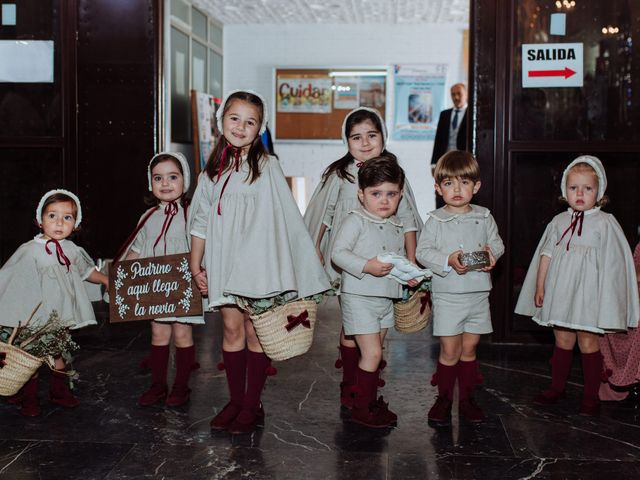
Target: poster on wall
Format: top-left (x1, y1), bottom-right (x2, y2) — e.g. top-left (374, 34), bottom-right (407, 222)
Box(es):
top-left (276, 74), bottom-right (332, 113)
top-left (333, 76), bottom-right (359, 109)
top-left (393, 64), bottom-right (447, 141)
top-left (191, 90), bottom-right (221, 174)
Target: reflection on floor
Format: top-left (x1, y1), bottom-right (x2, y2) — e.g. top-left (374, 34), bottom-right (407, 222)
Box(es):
top-left (1, 298), bottom-right (639, 479)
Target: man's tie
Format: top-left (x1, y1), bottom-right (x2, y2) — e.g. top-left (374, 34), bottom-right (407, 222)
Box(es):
top-left (452, 109), bottom-right (459, 129)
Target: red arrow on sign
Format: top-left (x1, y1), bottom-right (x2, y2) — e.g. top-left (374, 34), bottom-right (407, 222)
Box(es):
top-left (528, 67), bottom-right (577, 79)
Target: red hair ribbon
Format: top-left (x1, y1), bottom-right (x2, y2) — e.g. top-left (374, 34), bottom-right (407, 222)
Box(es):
top-left (153, 201), bottom-right (178, 255)
top-left (285, 310), bottom-right (311, 332)
top-left (556, 210), bottom-right (584, 251)
top-left (45, 239), bottom-right (71, 271)
top-left (420, 291), bottom-right (432, 315)
top-left (216, 145), bottom-right (241, 216)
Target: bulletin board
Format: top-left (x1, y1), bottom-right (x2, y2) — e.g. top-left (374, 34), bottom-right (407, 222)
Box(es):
top-left (190, 90), bottom-right (221, 175)
top-left (274, 67), bottom-right (388, 141)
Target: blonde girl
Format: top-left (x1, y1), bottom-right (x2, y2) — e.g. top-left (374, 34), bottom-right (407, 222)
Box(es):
top-left (516, 155), bottom-right (639, 416)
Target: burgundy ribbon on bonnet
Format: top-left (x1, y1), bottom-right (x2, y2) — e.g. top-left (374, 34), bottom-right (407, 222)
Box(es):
top-left (45, 239), bottom-right (71, 271)
top-left (152, 201), bottom-right (178, 255)
top-left (556, 210), bottom-right (584, 251)
top-left (285, 310), bottom-right (311, 332)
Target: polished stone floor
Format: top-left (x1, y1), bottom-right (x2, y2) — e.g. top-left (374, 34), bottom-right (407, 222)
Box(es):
top-left (1, 298), bottom-right (639, 479)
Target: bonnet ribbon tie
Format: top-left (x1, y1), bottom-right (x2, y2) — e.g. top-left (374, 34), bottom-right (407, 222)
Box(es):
top-left (285, 310), bottom-right (311, 332)
top-left (216, 145), bottom-right (241, 216)
top-left (153, 201), bottom-right (178, 255)
top-left (355, 161), bottom-right (364, 168)
top-left (420, 291), bottom-right (432, 315)
top-left (45, 239), bottom-right (71, 271)
top-left (556, 210), bottom-right (584, 251)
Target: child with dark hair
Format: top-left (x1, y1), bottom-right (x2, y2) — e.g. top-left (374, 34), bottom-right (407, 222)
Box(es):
top-left (417, 150), bottom-right (504, 426)
top-left (114, 152), bottom-right (202, 408)
top-left (304, 107), bottom-right (423, 411)
top-left (331, 157), bottom-right (418, 428)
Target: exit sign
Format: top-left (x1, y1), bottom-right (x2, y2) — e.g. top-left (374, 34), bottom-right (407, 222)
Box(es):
top-left (522, 43), bottom-right (583, 88)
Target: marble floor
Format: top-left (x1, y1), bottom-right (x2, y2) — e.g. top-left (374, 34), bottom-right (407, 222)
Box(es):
top-left (1, 298), bottom-right (639, 480)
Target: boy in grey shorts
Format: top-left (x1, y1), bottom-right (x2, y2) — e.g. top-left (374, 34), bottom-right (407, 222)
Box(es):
top-left (331, 157), bottom-right (417, 428)
top-left (416, 150), bottom-right (504, 425)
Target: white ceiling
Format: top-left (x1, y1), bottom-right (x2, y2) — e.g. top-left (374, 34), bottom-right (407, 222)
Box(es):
top-left (191, 0), bottom-right (469, 25)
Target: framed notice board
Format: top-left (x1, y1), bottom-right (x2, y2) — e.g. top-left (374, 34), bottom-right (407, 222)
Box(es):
top-left (274, 67), bottom-right (388, 141)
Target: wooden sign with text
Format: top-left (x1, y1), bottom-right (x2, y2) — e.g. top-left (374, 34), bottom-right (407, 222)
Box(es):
top-left (109, 254), bottom-right (203, 323)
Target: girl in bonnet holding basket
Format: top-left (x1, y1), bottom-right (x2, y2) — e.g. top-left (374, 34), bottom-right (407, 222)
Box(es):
top-left (0, 189), bottom-right (108, 416)
top-left (516, 155), bottom-right (639, 416)
top-left (189, 90), bottom-right (330, 434)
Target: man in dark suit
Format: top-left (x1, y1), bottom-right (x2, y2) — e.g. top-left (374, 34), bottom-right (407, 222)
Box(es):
top-left (430, 83), bottom-right (469, 207)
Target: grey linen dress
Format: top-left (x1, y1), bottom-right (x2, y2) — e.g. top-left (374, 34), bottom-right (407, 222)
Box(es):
top-left (0, 236), bottom-right (99, 329)
top-left (515, 208), bottom-right (639, 333)
top-left (189, 155), bottom-right (331, 309)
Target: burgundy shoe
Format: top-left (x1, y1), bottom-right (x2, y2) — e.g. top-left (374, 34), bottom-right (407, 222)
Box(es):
top-left (138, 383), bottom-right (168, 407)
top-left (459, 397), bottom-right (485, 423)
top-left (166, 385), bottom-right (191, 407)
top-left (228, 407), bottom-right (264, 435)
top-left (534, 389), bottom-right (565, 405)
top-left (351, 398), bottom-right (397, 428)
top-left (428, 396), bottom-right (452, 426)
top-left (49, 371), bottom-right (79, 408)
top-left (210, 402), bottom-right (242, 430)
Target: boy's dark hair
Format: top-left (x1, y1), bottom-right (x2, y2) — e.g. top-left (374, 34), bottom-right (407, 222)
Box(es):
top-left (358, 156), bottom-right (405, 191)
top-left (322, 109), bottom-right (392, 184)
top-left (204, 91), bottom-right (268, 185)
top-left (434, 150), bottom-right (480, 183)
top-left (145, 154), bottom-right (188, 206)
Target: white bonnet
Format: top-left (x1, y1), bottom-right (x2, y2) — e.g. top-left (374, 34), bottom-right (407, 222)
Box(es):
top-left (36, 189), bottom-right (82, 228)
top-left (215, 89), bottom-right (268, 136)
top-left (341, 107), bottom-right (388, 147)
top-left (147, 152), bottom-right (191, 192)
top-left (560, 155), bottom-right (607, 201)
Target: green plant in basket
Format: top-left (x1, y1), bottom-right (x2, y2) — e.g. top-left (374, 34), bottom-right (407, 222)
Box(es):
top-left (399, 278), bottom-right (431, 303)
top-left (238, 287), bottom-right (336, 316)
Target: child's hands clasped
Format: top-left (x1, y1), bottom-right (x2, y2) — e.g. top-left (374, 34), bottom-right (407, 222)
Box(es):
top-left (448, 250), bottom-right (468, 275)
top-left (364, 257), bottom-right (393, 277)
top-left (193, 268), bottom-right (208, 295)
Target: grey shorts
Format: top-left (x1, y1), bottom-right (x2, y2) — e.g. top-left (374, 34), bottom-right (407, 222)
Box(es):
top-left (340, 293), bottom-right (394, 335)
top-left (431, 291), bottom-right (492, 337)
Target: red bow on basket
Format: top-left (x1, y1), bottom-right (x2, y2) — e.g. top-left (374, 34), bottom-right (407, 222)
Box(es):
top-left (420, 292), bottom-right (432, 315)
top-left (0, 352), bottom-right (6, 369)
top-left (285, 310), bottom-right (311, 332)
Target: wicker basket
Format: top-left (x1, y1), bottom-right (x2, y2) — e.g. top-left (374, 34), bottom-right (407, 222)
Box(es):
top-left (394, 290), bottom-right (432, 333)
top-left (250, 299), bottom-right (317, 361)
top-left (0, 328), bottom-right (44, 397)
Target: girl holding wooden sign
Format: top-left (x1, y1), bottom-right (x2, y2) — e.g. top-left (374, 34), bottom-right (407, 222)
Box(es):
top-left (115, 152), bottom-right (202, 408)
top-left (189, 89), bottom-right (330, 434)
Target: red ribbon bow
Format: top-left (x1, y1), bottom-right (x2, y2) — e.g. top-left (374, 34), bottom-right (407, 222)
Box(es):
top-left (556, 210), bottom-right (584, 251)
top-left (355, 161), bottom-right (364, 168)
top-left (0, 352), bottom-right (6, 369)
top-left (216, 145), bottom-right (241, 216)
top-left (45, 239), bottom-right (71, 271)
top-left (420, 292), bottom-right (432, 315)
top-left (153, 201), bottom-right (178, 255)
top-left (285, 310), bottom-right (311, 332)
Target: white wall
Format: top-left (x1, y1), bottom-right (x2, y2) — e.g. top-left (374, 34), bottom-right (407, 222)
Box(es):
top-left (223, 23), bottom-right (468, 218)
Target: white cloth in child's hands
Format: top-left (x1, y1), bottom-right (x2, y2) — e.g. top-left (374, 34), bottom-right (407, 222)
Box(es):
top-left (377, 253), bottom-right (432, 285)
